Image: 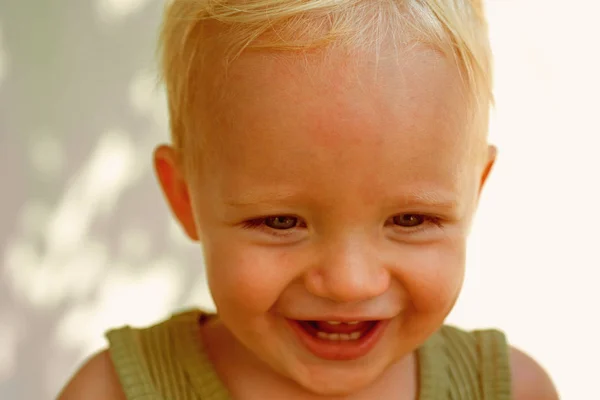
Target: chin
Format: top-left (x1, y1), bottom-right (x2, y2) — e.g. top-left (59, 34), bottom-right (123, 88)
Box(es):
top-left (292, 365), bottom-right (383, 397)
top-left (302, 378), bottom-right (372, 397)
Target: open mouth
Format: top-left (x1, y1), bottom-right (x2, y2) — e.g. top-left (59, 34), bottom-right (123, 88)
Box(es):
top-left (298, 320), bottom-right (378, 341)
top-left (288, 319), bottom-right (389, 361)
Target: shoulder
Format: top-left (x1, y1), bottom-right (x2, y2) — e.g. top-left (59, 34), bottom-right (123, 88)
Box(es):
top-left (57, 349), bottom-right (127, 400)
top-left (436, 326), bottom-right (559, 399)
top-left (509, 346), bottom-right (559, 400)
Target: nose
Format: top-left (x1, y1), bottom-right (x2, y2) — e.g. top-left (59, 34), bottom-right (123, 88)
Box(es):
top-left (304, 237), bottom-right (390, 303)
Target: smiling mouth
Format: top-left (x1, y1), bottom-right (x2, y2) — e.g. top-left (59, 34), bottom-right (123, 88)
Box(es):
top-left (288, 319), bottom-right (389, 361)
top-left (298, 320), bottom-right (378, 341)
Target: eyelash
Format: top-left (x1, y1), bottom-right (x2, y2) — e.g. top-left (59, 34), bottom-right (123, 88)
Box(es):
top-left (241, 215), bottom-right (444, 237)
top-left (393, 215), bottom-right (443, 231)
top-left (241, 217), bottom-right (303, 236)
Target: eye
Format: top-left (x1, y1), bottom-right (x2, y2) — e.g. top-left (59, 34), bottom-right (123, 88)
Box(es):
top-left (264, 216), bottom-right (299, 230)
top-left (392, 214), bottom-right (426, 227)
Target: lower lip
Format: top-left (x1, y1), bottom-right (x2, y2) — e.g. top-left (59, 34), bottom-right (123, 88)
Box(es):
top-left (288, 319), bottom-right (390, 361)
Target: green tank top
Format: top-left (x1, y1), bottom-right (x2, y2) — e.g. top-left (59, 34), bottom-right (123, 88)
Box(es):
top-left (106, 309), bottom-right (512, 399)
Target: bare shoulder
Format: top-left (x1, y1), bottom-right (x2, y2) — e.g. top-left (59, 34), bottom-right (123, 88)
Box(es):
top-left (57, 349), bottom-right (126, 400)
top-left (510, 346), bottom-right (559, 400)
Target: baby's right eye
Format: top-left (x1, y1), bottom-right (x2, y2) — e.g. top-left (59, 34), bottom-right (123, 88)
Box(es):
top-left (242, 215), bottom-right (304, 233)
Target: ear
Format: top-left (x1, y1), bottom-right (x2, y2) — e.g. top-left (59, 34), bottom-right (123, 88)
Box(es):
top-left (478, 144), bottom-right (497, 194)
top-left (153, 145), bottom-right (200, 241)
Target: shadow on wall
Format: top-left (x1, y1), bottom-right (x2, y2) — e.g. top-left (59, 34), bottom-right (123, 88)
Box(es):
top-left (0, 1), bottom-right (212, 398)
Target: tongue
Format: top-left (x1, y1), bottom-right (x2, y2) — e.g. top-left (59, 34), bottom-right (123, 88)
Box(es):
top-left (315, 321), bottom-right (373, 334)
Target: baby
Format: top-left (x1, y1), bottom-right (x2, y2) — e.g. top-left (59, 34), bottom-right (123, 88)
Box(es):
top-left (59, 1), bottom-right (558, 399)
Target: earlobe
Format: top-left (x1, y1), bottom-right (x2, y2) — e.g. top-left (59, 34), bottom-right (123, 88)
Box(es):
top-left (153, 145), bottom-right (200, 241)
top-left (479, 144), bottom-right (497, 194)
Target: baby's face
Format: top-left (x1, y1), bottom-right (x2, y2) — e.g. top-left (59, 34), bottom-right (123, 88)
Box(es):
top-left (161, 43), bottom-right (494, 396)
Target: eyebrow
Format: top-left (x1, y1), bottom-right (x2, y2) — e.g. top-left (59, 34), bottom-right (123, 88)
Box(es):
top-left (223, 190), bottom-right (304, 208)
top-left (396, 189), bottom-right (461, 210)
top-left (222, 188), bottom-right (461, 211)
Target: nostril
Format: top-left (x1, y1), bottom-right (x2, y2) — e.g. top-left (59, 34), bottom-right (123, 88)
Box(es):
top-left (303, 259), bottom-right (390, 303)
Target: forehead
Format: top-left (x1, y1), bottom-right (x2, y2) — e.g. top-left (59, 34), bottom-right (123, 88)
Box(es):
top-left (200, 43), bottom-right (478, 206)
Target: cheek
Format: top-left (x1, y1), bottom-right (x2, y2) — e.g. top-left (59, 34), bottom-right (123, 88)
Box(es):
top-left (203, 240), bottom-right (302, 314)
top-left (398, 240), bottom-right (466, 313)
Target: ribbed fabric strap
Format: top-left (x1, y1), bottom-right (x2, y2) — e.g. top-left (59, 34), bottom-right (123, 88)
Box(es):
top-left (106, 310), bottom-right (230, 400)
top-left (106, 328), bottom-right (164, 400)
top-left (474, 329), bottom-right (512, 400)
top-left (419, 326), bottom-right (512, 400)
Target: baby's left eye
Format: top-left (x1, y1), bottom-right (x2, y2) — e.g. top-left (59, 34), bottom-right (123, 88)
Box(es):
top-left (264, 216), bottom-right (299, 230)
top-left (391, 214), bottom-right (426, 227)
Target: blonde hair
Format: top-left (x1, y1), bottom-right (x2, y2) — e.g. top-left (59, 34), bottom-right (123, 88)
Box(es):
top-left (158, 0), bottom-right (493, 169)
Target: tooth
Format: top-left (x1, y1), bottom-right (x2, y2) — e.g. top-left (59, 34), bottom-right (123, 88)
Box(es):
top-left (315, 331), bottom-right (363, 341)
top-left (327, 321), bottom-right (341, 325)
top-left (350, 331), bottom-right (361, 340)
top-left (348, 321), bottom-right (360, 325)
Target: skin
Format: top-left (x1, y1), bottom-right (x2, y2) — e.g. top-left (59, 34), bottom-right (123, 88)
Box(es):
top-left (158, 43), bottom-right (492, 399)
top-left (58, 38), bottom-right (559, 400)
